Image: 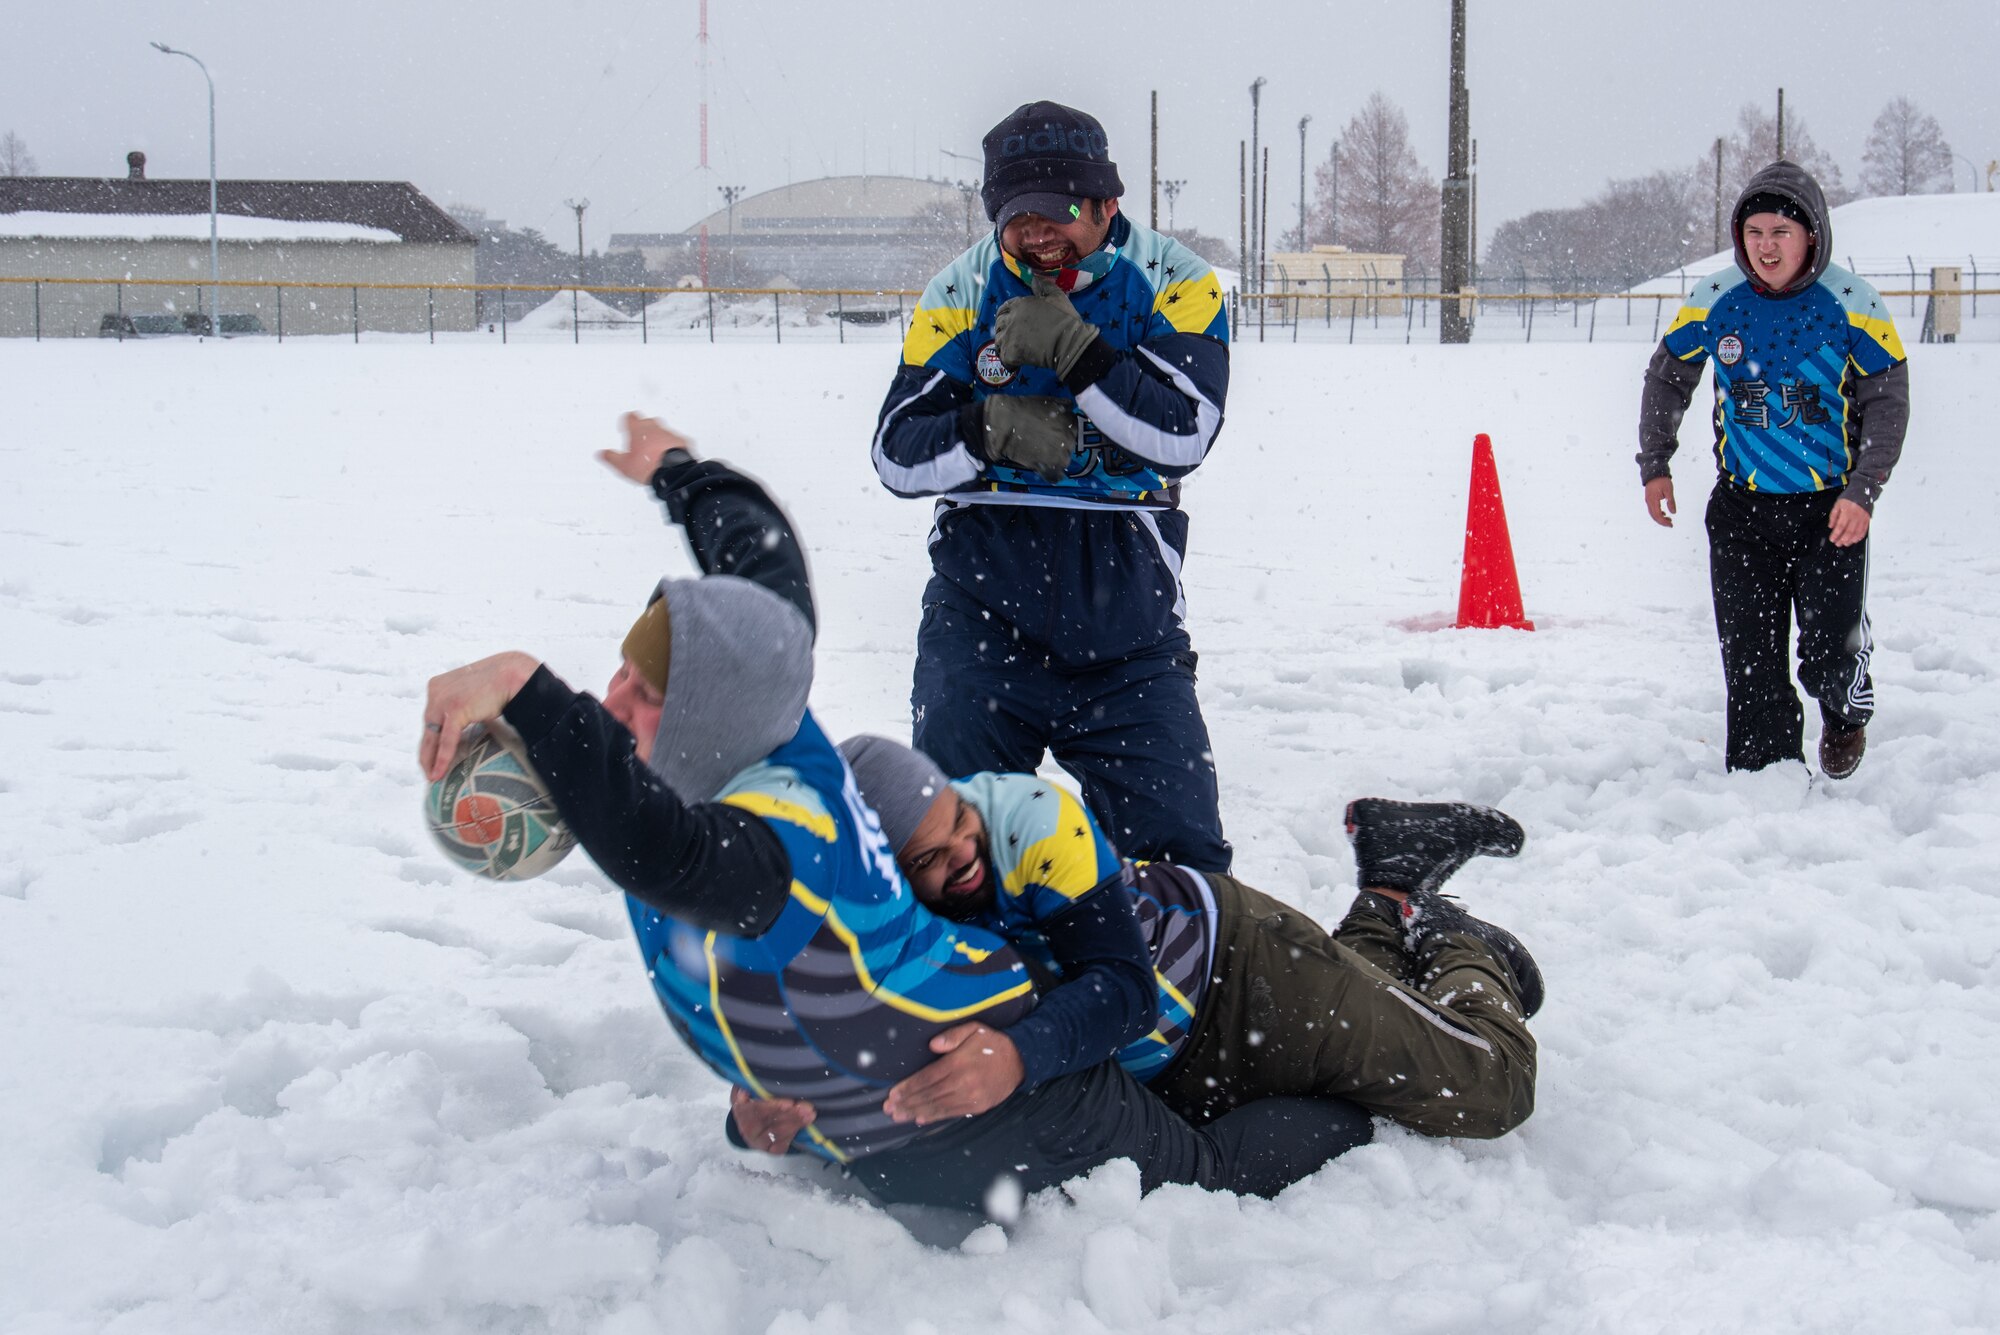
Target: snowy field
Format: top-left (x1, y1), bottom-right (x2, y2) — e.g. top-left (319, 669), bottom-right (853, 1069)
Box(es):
top-left (4, 339), bottom-right (1999, 1334)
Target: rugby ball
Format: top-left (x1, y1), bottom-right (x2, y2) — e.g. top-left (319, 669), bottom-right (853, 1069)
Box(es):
top-left (423, 722), bottom-right (576, 880)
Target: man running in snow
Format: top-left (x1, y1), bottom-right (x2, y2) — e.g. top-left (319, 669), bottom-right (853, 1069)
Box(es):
top-left (419, 415), bottom-right (1369, 1219)
top-left (871, 100), bottom-right (1233, 870)
top-left (730, 736), bottom-right (1539, 1154)
top-left (1637, 161), bottom-right (1909, 778)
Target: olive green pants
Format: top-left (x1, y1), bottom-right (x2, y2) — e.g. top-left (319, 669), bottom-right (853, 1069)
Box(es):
top-left (1152, 874), bottom-right (1537, 1140)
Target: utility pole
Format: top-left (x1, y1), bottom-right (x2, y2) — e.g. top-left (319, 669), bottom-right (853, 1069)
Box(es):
top-left (564, 197), bottom-right (589, 341)
top-left (1162, 179), bottom-right (1185, 233)
top-left (1150, 90), bottom-right (1159, 230)
top-left (150, 42), bottom-right (219, 337)
top-left (1238, 141), bottom-right (1247, 295)
top-left (1328, 141), bottom-right (1340, 245)
top-left (1297, 115), bottom-right (1312, 250)
top-left (1714, 137), bottom-right (1725, 252)
top-left (1776, 87), bottom-right (1786, 160)
top-left (1440, 0), bottom-right (1472, 343)
top-left (1249, 78), bottom-right (1267, 280)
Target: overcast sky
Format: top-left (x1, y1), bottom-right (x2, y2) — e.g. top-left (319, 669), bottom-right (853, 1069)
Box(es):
top-left (6, 0), bottom-right (1996, 252)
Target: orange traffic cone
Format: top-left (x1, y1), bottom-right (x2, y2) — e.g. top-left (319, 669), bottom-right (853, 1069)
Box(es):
top-left (1455, 433), bottom-right (1535, 631)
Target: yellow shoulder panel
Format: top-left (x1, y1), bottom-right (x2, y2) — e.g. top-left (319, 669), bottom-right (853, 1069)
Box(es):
top-left (1847, 310), bottom-right (1907, 363)
top-left (1002, 789), bottom-right (1105, 903)
top-left (902, 305), bottom-right (977, 367)
top-left (722, 792), bottom-right (837, 843)
top-left (1155, 277), bottom-right (1223, 335)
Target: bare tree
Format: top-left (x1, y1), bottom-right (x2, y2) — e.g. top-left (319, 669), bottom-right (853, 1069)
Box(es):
top-left (1308, 92), bottom-right (1439, 269)
top-left (1486, 166), bottom-right (1705, 288)
top-left (1723, 102), bottom-right (1850, 205)
top-left (0, 131), bottom-right (37, 177)
top-left (1859, 97), bottom-right (1954, 196)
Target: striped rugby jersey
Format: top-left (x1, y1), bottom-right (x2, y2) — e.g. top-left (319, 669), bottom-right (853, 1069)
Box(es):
top-left (627, 712), bottom-right (1037, 1163)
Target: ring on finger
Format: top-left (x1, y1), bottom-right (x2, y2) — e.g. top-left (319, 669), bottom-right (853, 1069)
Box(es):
top-left (424, 721), bottom-right (443, 734)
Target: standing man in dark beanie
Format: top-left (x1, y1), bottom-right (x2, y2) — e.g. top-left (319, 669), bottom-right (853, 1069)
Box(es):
top-left (870, 101), bottom-right (1234, 869)
top-left (1637, 161), bottom-right (1909, 777)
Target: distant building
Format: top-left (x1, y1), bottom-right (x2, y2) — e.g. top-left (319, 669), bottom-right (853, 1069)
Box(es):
top-left (1263, 245), bottom-right (1407, 316)
top-left (0, 152), bottom-right (475, 337)
top-left (610, 175), bottom-right (982, 292)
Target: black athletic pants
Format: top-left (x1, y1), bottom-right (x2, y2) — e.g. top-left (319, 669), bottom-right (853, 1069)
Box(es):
top-left (1705, 481), bottom-right (1873, 771)
top-left (849, 1059), bottom-right (1371, 1216)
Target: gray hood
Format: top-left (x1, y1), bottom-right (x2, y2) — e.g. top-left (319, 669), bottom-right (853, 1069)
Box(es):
top-left (645, 574), bottom-right (813, 802)
top-left (1731, 160), bottom-right (1831, 294)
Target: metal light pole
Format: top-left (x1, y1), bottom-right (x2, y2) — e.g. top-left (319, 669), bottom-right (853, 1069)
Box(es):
top-left (1297, 115), bottom-right (1311, 250)
top-left (1249, 78), bottom-right (1266, 280)
top-left (150, 41), bottom-right (219, 336)
top-left (718, 184), bottom-right (745, 287)
top-left (1951, 152), bottom-right (1980, 193)
top-left (563, 198), bottom-right (589, 341)
top-left (1162, 179), bottom-right (1185, 233)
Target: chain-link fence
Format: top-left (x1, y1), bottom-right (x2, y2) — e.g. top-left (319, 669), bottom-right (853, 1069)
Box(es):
top-left (5, 272), bottom-right (1995, 346)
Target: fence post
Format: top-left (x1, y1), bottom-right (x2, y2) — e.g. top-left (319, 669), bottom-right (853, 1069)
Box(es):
top-left (1971, 255), bottom-right (1980, 318)
top-left (115, 282), bottom-right (124, 341)
top-left (773, 291), bottom-right (782, 345)
top-left (276, 286), bottom-right (283, 342)
top-left (1348, 294), bottom-right (1357, 344)
top-left (1588, 297), bottom-right (1597, 343)
top-left (896, 292), bottom-right (906, 341)
top-left (1322, 264), bottom-right (1332, 328)
top-left (1908, 256), bottom-right (1918, 316)
top-left (1525, 297), bottom-right (1535, 344)
top-left (1652, 295), bottom-right (1663, 342)
top-left (836, 290), bottom-right (844, 344)
top-left (352, 287), bottom-right (360, 343)
top-left (641, 291), bottom-right (649, 345)
top-left (708, 290), bottom-right (716, 343)
top-left (1291, 292), bottom-right (1300, 343)
top-left (501, 290), bottom-right (509, 344)
top-left (33, 281), bottom-right (40, 341)
top-left (1405, 291), bottom-right (1416, 344)
top-left (427, 288), bottom-right (435, 344)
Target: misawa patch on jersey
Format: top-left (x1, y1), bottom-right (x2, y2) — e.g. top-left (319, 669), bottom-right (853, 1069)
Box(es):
top-left (975, 341), bottom-right (1016, 387)
top-left (1717, 334), bottom-right (1744, 366)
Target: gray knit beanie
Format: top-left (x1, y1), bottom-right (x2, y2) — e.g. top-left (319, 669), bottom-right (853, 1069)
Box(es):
top-left (642, 574), bottom-right (813, 802)
top-left (838, 735), bottom-right (950, 853)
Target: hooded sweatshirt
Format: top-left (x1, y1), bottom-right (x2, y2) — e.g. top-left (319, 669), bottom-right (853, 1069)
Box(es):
top-left (500, 453), bottom-right (1039, 1162)
top-left (1637, 160), bottom-right (1910, 511)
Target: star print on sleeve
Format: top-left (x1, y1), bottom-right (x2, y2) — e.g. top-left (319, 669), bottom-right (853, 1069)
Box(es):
top-left (945, 282), bottom-right (957, 296)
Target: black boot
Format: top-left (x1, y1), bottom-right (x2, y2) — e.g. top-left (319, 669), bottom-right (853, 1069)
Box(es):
top-left (1345, 798), bottom-right (1525, 896)
top-left (1400, 888), bottom-right (1545, 1019)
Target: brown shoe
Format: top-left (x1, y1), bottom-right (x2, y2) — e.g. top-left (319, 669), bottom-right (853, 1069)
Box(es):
top-left (1819, 722), bottom-right (1867, 779)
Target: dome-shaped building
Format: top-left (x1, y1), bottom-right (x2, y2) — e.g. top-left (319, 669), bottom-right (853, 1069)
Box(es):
top-left (609, 175), bottom-right (982, 291)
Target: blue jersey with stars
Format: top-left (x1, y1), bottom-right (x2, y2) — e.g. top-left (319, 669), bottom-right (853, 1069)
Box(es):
top-left (1660, 264), bottom-right (1906, 493)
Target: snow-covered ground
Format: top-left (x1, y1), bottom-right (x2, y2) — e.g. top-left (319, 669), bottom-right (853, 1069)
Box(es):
top-left (4, 340), bottom-right (1998, 1334)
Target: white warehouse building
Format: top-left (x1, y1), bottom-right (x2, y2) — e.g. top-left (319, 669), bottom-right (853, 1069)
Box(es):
top-left (0, 152), bottom-right (476, 338)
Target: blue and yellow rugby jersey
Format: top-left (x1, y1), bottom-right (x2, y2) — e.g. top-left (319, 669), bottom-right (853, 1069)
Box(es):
top-left (627, 712), bottom-right (1036, 1163)
top-left (1660, 263), bottom-right (1906, 494)
top-left (873, 213), bottom-right (1229, 510)
top-left (950, 773), bottom-right (1215, 1084)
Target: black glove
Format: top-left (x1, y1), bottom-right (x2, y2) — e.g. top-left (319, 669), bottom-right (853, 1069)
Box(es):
top-left (974, 395), bottom-right (1077, 482)
top-left (993, 275), bottom-right (1102, 378)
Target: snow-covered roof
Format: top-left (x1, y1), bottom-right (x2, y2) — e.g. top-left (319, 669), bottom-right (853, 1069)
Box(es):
top-left (0, 211), bottom-right (399, 243)
top-left (0, 174), bottom-right (472, 244)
